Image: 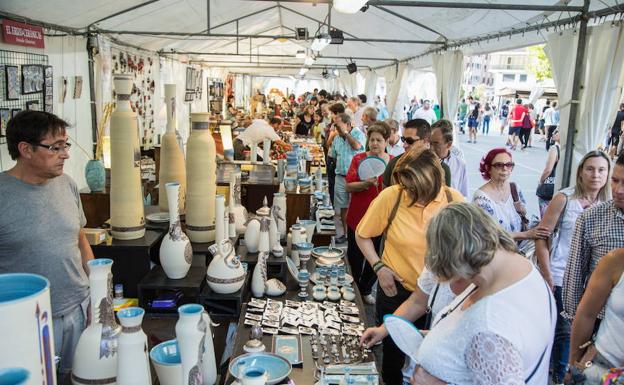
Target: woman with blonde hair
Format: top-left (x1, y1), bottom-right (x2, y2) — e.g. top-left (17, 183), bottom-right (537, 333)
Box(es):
top-left (413, 202), bottom-right (555, 385)
top-left (534, 150), bottom-right (611, 384)
top-left (356, 147), bottom-right (463, 385)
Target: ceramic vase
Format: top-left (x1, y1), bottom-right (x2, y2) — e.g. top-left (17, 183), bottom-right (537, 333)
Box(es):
top-left (229, 172), bottom-right (248, 235)
top-left (272, 193), bottom-right (287, 240)
top-left (200, 312), bottom-right (217, 385)
top-left (288, 224), bottom-right (307, 266)
top-left (251, 252), bottom-right (269, 298)
top-left (159, 84), bottom-right (187, 215)
top-left (228, 205), bottom-right (237, 243)
top-left (72, 259), bottom-right (121, 385)
top-left (257, 217), bottom-right (270, 255)
top-left (110, 75), bottom-right (145, 240)
top-left (215, 195), bottom-right (226, 246)
top-left (159, 182), bottom-right (192, 279)
top-left (186, 113), bottom-right (217, 243)
top-left (0, 274), bottom-right (56, 385)
top-left (116, 307), bottom-right (150, 385)
top-left (85, 159), bottom-right (106, 192)
top-left (262, 138), bottom-right (271, 165)
top-left (206, 240), bottom-right (246, 294)
top-left (175, 304), bottom-right (205, 385)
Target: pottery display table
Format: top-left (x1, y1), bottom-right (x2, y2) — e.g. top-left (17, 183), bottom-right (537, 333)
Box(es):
top-left (223, 259), bottom-right (375, 385)
top-left (285, 190), bottom-right (313, 229)
top-left (199, 277), bottom-right (249, 318)
top-left (237, 244), bottom-right (287, 282)
top-left (137, 266), bottom-right (207, 317)
top-left (92, 229), bottom-right (166, 298)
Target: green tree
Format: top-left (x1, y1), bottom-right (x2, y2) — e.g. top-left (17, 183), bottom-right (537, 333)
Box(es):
top-left (526, 45), bottom-right (552, 82)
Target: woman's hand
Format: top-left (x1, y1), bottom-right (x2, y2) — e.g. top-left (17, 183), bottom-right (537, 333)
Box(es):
top-left (360, 325), bottom-right (388, 348)
top-left (365, 177), bottom-right (378, 187)
top-left (377, 266), bottom-right (403, 297)
top-left (525, 225), bottom-right (551, 240)
top-left (411, 366), bottom-right (446, 385)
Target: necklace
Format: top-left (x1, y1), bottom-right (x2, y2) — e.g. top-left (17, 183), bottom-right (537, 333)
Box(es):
top-left (489, 182), bottom-right (508, 203)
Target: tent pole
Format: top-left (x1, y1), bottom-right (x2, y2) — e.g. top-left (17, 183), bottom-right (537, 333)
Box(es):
top-left (206, 0), bottom-right (210, 34)
top-left (86, 35), bottom-right (99, 153)
top-left (561, 0), bottom-right (591, 188)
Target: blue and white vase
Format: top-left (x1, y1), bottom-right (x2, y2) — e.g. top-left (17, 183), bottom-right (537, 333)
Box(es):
top-left (116, 307), bottom-right (150, 385)
top-left (85, 159), bottom-right (106, 192)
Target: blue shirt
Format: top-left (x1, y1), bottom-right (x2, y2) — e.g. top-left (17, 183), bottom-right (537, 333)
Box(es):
top-left (330, 128), bottom-right (366, 176)
top-left (552, 109), bottom-right (560, 125)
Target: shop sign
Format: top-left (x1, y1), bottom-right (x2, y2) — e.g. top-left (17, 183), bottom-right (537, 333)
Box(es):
top-left (2, 19), bottom-right (45, 49)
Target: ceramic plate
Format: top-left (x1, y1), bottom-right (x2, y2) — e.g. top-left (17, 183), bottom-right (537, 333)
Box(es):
top-left (146, 212), bottom-right (170, 223)
top-left (285, 256), bottom-right (299, 280)
top-left (310, 272), bottom-right (353, 286)
top-left (383, 314), bottom-right (423, 361)
top-left (229, 352), bottom-right (292, 385)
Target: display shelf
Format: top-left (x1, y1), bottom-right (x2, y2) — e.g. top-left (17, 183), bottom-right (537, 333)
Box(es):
top-left (237, 244), bottom-right (287, 281)
top-left (138, 266), bottom-right (207, 317)
top-left (198, 275), bottom-right (249, 318)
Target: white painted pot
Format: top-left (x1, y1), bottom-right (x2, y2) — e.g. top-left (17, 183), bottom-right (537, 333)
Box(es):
top-left (159, 183), bottom-right (192, 279)
top-left (116, 307), bottom-right (150, 385)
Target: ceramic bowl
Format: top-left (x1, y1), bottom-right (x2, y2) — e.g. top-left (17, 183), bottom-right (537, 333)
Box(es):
top-left (312, 290), bottom-right (326, 301)
top-left (326, 286), bottom-right (341, 301)
top-left (149, 339), bottom-right (182, 385)
top-left (229, 353), bottom-right (291, 385)
top-left (341, 287), bottom-right (356, 301)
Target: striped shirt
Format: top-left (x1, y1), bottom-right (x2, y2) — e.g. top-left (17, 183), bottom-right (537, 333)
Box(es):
top-left (562, 200), bottom-right (624, 319)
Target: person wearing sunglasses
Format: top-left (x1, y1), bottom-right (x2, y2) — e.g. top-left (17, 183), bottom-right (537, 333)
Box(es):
top-left (381, 118), bottom-right (451, 189)
top-left (0, 110), bottom-right (94, 379)
top-left (472, 148), bottom-right (550, 242)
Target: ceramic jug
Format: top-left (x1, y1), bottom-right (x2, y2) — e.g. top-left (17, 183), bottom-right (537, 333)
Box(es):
top-left (116, 307), bottom-right (151, 385)
top-left (206, 240), bottom-right (246, 294)
top-left (244, 198), bottom-right (278, 254)
top-left (159, 182), bottom-right (192, 279)
top-left (175, 304), bottom-right (204, 385)
top-left (186, 113), bottom-right (217, 243)
top-left (287, 224), bottom-right (307, 266)
top-left (200, 312), bottom-right (217, 385)
top-left (73, 259), bottom-right (121, 385)
top-left (0, 274), bottom-right (56, 385)
top-left (110, 75), bottom-right (145, 240)
top-left (229, 172), bottom-right (248, 235)
top-left (159, 84), bottom-right (187, 214)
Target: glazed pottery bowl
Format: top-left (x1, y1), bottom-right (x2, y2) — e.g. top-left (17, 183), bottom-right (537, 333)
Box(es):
top-left (149, 339), bottom-right (182, 385)
top-left (229, 353), bottom-right (291, 385)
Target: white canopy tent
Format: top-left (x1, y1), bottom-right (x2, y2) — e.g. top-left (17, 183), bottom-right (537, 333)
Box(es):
top-left (1, 0), bottom-right (623, 187)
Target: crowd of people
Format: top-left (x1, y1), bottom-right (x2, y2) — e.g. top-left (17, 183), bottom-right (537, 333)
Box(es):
top-left (246, 88), bottom-right (624, 385)
top-left (2, 86), bottom-right (623, 385)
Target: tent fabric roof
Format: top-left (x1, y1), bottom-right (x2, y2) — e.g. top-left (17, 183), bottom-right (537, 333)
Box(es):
top-left (1, 0), bottom-right (618, 76)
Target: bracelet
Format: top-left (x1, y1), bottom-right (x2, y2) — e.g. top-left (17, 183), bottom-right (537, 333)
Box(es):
top-left (372, 261), bottom-right (386, 273)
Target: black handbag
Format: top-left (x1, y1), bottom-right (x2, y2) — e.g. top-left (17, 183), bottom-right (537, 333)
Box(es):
top-left (536, 145), bottom-right (559, 201)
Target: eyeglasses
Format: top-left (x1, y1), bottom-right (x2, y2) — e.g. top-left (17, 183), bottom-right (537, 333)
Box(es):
top-left (30, 141), bottom-right (72, 154)
top-left (491, 162), bottom-right (515, 170)
top-left (400, 136), bottom-right (422, 145)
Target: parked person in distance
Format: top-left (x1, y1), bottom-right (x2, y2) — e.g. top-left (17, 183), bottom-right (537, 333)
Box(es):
top-left (544, 101), bottom-right (560, 151)
top-left (508, 98), bottom-right (526, 151)
top-left (608, 103), bottom-right (624, 159)
top-left (500, 99), bottom-right (511, 137)
top-left (467, 102), bottom-right (480, 144)
top-left (481, 102), bottom-right (493, 135)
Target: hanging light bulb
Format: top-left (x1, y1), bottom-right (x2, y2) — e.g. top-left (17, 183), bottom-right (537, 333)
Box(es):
top-left (333, 0), bottom-right (368, 14)
top-left (295, 50), bottom-right (306, 59)
top-left (304, 55), bottom-right (315, 66)
top-left (298, 68), bottom-right (309, 76)
top-left (310, 34), bottom-right (331, 52)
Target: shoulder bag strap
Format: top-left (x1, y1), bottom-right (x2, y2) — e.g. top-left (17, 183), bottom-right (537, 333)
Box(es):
top-left (525, 279), bottom-right (554, 383)
top-left (383, 188), bottom-right (403, 240)
top-left (424, 283), bottom-right (440, 329)
top-left (510, 182), bottom-right (520, 203)
top-left (444, 187), bottom-right (453, 203)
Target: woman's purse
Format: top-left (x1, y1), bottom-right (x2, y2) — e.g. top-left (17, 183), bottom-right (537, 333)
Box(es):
top-left (536, 145), bottom-right (560, 201)
top-left (510, 182), bottom-right (530, 232)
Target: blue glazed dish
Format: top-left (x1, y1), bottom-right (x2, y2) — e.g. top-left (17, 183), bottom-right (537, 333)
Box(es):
top-left (229, 352), bottom-right (291, 385)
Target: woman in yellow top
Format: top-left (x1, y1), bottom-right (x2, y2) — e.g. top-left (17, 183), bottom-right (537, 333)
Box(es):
top-left (356, 147), bottom-right (463, 385)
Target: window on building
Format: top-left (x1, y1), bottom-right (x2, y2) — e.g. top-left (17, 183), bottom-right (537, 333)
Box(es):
top-left (503, 74), bottom-right (515, 82)
top-left (519, 74), bottom-right (528, 82)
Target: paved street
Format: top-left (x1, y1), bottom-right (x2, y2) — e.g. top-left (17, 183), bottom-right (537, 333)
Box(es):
top-left (456, 127), bottom-right (549, 219)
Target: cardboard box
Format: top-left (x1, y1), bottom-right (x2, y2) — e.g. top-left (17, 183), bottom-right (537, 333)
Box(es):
top-left (84, 228), bottom-right (107, 245)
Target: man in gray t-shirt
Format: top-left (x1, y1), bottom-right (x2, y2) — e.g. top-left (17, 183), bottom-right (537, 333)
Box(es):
top-left (0, 111), bottom-right (92, 376)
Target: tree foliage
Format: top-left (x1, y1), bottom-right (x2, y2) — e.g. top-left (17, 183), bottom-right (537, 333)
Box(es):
top-left (526, 45), bottom-right (552, 82)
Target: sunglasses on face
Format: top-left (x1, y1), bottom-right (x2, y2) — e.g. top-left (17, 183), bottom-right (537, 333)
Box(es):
top-left (491, 162), bottom-right (515, 170)
top-left (401, 136), bottom-right (421, 145)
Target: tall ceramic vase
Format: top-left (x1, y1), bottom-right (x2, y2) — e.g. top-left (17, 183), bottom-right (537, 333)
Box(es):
top-left (0, 273), bottom-right (56, 385)
top-left (251, 252), bottom-right (268, 298)
top-left (215, 195), bottom-right (226, 245)
top-left (272, 193), bottom-right (287, 240)
top-left (159, 182), bottom-right (192, 279)
top-left (201, 311), bottom-right (217, 385)
top-left (175, 304), bottom-right (205, 385)
top-left (186, 113), bottom-right (217, 243)
top-left (159, 84), bottom-right (187, 214)
top-left (116, 307), bottom-right (150, 385)
top-left (110, 75), bottom-right (145, 240)
top-left (229, 172), bottom-right (248, 235)
top-left (72, 259), bottom-right (121, 385)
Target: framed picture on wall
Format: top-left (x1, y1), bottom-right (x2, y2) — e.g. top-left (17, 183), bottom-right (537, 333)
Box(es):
top-left (6, 66), bottom-right (20, 100)
top-left (26, 100), bottom-right (40, 111)
top-left (0, 108), bottom-right (10, 136)
top-left (11, 108), bottom-right (21, 118)
top-left (22, 65), bottom-right (44, 94)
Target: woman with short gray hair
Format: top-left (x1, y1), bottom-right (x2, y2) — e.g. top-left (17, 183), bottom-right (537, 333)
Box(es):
top-left (412, 202), bottom-right (556, 385)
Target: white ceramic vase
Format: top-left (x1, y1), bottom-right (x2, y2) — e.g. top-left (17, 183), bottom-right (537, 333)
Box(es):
top-left (251, 252), bottom-right (269, 297)
top-left (272, 193), bottom-right (287, 240)
top-left (159, 182), bottom-right (192, 279)
top-left (186, 113), bottom-right (217, 243)
top-left (159, 84), bottom-right (187, 214)
top-left (0, 273), bottom-right (56, 385)
top-left (215, 195), bottom-right (226, 245)
top-left (72, 259), bottom-right (121, 385)
top-left (229, 172), bottom-right (248, 235)
top-left (201, 312), bottom-right (217, 385)
top-left (206, 240), bottom-right (246, 294)
top-left (257, 217), bottom-right (270, 255)
top-left (288, 224), bottom-right (307, 266)
top-left (116, 307), bottom-right (150, 385)
top-left (175, 304), bottom-right (205, 385)
top-left (110, 75), bottom-right (145, 240)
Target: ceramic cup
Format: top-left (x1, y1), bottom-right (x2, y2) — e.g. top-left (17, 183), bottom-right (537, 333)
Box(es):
top-left (241, 366), bottom-right (268, 385)
top-left (295, 242), bottom-right (314, 262)
top-left (284, 177), bottom-right (297, 192)
top-left (327, 286), bottom-right (341, 301)
top-left (149, 339), bottom-right (182, 385)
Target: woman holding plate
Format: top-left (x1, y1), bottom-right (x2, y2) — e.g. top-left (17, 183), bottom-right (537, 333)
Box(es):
top-left (345, 121), bottom-right (392, 305)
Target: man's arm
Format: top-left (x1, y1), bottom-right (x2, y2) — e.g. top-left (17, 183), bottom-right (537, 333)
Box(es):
top-left (78, 229), bottom-right (95, 275)
top-left (345, 131), bottom-right (363, 150)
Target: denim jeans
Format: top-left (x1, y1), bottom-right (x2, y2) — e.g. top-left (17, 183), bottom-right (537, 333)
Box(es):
top-left (551, 286), bottom-right (571, 383)
top-left (482, 116), bottom-right (491, 134)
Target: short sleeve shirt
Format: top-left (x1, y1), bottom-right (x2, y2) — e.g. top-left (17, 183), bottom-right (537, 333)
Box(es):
top-left (236, 119), bottom-right (280, 146)
top-left (331, 128), bottom-right (366, 176)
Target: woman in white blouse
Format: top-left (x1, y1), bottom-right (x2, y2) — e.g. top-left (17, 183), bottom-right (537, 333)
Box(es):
top-left (472, 147), bottom-right (550, 241)
top-left (413, 203), bottom-right (556, 385)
